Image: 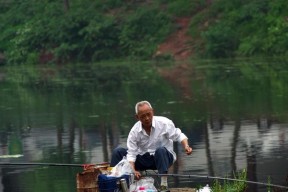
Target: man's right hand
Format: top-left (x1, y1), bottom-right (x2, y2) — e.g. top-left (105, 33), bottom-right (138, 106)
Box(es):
top-left (134, 170), bottom-right (141, 180)
top-left (129, 161), bottom-right (141, 179)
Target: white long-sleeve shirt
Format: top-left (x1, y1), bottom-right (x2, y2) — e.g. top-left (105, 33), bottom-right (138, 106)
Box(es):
top-left (126, 116), bottom-right (188, 162)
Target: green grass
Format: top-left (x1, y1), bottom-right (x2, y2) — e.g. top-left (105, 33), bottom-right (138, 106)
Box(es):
top-left (210, 169), bottom-right (247, 192)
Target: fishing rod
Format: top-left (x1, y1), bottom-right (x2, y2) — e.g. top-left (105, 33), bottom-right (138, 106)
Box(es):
top-left (143, 173), bottom-right (288, 190)
top-left (0, 162), bottom-right (109, 169)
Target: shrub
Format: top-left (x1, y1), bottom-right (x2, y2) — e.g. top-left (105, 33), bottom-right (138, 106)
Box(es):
top-left (202, 22), bottom-right (239, 58)
top-left (119, 7), bottom-right (172, 59)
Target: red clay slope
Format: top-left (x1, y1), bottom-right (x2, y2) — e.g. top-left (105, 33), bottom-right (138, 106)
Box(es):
top-left (155, 17), bottom-right (193, 60)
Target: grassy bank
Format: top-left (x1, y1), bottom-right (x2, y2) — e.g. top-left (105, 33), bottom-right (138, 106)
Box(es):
top-left (0, 0), bottom-right (287, 65)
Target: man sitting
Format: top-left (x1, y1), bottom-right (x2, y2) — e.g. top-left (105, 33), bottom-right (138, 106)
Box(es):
top-left (111, 101), bottom-right (193, 192)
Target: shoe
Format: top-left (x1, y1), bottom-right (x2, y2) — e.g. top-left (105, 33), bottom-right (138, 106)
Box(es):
top-left (158, 185), bottom-right (170, 192)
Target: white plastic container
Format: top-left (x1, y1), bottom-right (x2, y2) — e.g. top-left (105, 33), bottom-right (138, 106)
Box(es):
top-left (197, 184), bottom-right (211, 192)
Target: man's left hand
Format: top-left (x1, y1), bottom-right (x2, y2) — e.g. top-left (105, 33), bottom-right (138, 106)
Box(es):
top-left (185, 145), bottom-right (192, 155)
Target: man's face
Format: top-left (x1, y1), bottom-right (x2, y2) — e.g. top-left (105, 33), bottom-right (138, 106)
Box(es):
top-left (136, 104), bottom-right (154, 128)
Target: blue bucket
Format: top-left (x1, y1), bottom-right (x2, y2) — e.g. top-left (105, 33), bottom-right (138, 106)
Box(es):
top-left (98, 174), bottom-right (130, 192)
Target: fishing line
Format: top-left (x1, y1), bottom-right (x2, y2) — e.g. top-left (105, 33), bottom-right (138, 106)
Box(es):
top-left (1, 163), bottom-right (286, 190)
top-left (0, 162), bottom-right (109, 168)
top-left (143, 172), bottom-right (288, 190)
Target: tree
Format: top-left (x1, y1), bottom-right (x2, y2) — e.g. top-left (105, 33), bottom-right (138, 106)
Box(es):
top-left (64, 0), bottom-right (69, 12)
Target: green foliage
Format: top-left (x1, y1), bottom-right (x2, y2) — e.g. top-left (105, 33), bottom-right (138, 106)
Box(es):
top-left (165, 0), bottom-right (206, 17)
top-left (0, 0), bottom-right (173, 64)
top-left (56, 12), bottom-right (121, 62)
top-left (191, 0), bottom-right (288, 58)
top-left (119, 7), bottom-right (172, 59)
top-left (1, 0), bottom-right (288, 64)
top-left (212, 169), bottom-right (247, 192)
top-left (202, 23), bottom-right (239, 58)
top-left (3, 1), bottom-right (124, 63)
top-left (97, 0), bottom-right (126, 10)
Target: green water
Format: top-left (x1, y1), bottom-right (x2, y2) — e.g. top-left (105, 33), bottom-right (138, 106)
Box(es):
top-left (0, 58), bottom-right (287, 192)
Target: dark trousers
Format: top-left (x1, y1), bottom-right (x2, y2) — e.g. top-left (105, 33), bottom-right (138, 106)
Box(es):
top-left (110, 147), bottom-right (173, 174)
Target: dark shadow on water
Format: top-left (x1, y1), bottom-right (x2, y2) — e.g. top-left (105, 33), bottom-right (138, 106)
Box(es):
top-left (204, 120), bottom-right (214, 176)
top-left (231, 118), bottom-right (241, 174)
top-left (245, 144), bottom-right (258, 192)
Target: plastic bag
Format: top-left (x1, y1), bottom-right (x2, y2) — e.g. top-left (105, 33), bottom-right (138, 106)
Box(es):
top-left (129, 177), bottom-right (157, 192)
top-left (110, 156), bottom-right (134, 177)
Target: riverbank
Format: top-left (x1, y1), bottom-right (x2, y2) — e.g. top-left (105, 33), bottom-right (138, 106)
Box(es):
top-left (1, 1), bottom-right (288, 65)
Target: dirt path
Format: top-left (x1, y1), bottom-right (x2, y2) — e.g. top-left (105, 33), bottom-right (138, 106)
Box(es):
top-left (155, 17), bottom-right (193, 60)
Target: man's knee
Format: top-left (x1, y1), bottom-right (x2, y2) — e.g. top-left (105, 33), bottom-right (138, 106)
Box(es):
top-left (113, 147), bottom-right (126, 153)
top-left (154, 147), bottom-right (173, 165)
top-left (112, 147), bottom-right (128, 157)
top-left (111, 147), bottom-right (128, 167)
top-left (155, 147), bottom-right (167, 156)
top-left (154, 147), bottom-right (173, 173)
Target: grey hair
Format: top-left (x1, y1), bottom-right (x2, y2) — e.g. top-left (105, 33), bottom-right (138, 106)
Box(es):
top-left (135, 101), bottom-right (153, 114)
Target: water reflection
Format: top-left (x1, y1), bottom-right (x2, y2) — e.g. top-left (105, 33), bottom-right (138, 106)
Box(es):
top-left (4, 116), bottom-right (285, 191)
top-left (0, 59), bottom-right (288, 192)
top-left (246, 144), bottom-right (258, 192)
top-left (2, 120), bottom-right (288, 191)
top-left (200, 118), bottom-right (287, 191)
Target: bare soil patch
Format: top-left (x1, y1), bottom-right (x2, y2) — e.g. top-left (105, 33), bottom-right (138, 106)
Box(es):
top-left (155, 17), bottom-right (193, 60)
